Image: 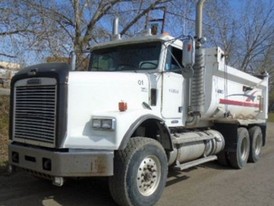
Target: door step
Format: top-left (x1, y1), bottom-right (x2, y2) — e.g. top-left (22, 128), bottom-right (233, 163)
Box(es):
top-left (174, 155), bottom-right (217, 171)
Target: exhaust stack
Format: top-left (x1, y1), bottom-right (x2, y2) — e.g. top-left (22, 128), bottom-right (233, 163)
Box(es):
top-left (187, 0), bottom-right (206, 126)
top-left (195, 0), bottom-right (206, 47)
top-left (112, 16), bottom-right (121, 40)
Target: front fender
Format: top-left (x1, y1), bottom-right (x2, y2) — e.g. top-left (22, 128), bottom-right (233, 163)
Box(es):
top-left (116, 112), bottom-right (173, 151)
top-left (64, 109), bottom-right (172, 151)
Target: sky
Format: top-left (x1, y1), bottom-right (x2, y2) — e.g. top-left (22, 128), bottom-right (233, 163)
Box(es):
top-left (0, 0), bottom-right (272, 67)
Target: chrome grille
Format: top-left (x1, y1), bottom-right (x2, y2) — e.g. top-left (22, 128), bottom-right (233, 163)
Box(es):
top-left (13, 78), bottom-right (57, 147)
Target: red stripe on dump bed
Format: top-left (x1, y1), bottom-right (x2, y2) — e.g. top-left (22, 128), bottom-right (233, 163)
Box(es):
top-left (220, 99), bottom-right (259, 108)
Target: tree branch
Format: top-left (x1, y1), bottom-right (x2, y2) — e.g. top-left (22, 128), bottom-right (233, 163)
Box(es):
top-left (0, 29), bottom-right (32, 36)
top-left (82, 0), bottom-right (121, 45)
top-left (0, 52), bottom-right (16, 58)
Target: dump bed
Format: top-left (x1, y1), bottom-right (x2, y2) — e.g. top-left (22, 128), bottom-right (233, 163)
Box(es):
top-left (203, 47), bottom-right (268, 122)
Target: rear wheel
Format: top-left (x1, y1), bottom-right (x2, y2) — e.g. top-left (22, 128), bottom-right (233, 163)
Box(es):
top-left (248, 126), bottom-right (263, 163)
top-left (227, 127), bottom-right (250, 169)
top-left (109, 137), bottom-right (168, 206)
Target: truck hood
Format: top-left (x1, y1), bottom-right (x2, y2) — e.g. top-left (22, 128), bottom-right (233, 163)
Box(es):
top-left (65, 71), bottom-right (150, 149)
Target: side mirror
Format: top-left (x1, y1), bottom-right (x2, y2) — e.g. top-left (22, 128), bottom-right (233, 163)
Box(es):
top-left (182, 36), bottom-right (195, 68)
top-left (182, 36), bottom-right (195, 78)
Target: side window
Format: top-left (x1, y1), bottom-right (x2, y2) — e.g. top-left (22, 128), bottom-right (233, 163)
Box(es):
top-left (166, 46), bottom-right (183, 73)
top-left (90, 54), bottom-right (114, 71)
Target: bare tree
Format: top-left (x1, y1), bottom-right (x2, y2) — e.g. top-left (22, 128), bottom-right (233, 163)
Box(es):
top-left (1, 0), bottom-right (273, 73)
top-left (0, 0), bottom-right (67, 65)
top-left (203, 0), bottom-right (238, 64)
top-left (203, 0), bottom-right (274, 73)
top-left (238, 0), bottom-right (274, 72)
top-left (18, 1), bottom-right (168, 53)
top-left (0, 1), bottom-right (30, 59)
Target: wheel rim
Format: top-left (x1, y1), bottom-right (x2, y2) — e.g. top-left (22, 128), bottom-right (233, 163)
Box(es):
top-left (254, 135), bottom-right (262, 156)
top-left (241, 137), bottom-right (249, 160)
top-left (136, 155), bottom-right (161, 196)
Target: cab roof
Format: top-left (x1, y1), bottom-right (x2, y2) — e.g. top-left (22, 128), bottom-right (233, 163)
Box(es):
top-left (91, 33), bottom-right (183, 50)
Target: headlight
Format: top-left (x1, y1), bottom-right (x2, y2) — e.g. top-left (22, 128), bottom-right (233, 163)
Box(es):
top-left (92, 119), bottom-right (102, 128)
top-left (92, 118), bottom-right (116, 130)
top-left (101, 119), bottom-right (113, 129)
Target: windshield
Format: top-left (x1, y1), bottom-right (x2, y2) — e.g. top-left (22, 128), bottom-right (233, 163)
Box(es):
top-left (89, 42), bottom-right (161, 71)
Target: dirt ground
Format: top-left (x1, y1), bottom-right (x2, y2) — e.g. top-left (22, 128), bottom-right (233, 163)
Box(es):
top-left (0, 123), bottom-right (274, 206)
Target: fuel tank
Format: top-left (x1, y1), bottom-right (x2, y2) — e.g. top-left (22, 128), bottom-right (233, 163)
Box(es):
top-left (169, 129), bottom-right (225, 165)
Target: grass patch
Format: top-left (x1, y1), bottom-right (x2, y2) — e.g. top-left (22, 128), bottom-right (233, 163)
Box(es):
top-left (0, 95), bottom-right (9, 164)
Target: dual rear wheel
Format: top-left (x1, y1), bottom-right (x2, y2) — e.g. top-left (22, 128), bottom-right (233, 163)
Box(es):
top-left (248, 126), bottom-right (263, 163)
top-left (218, 126), bottom-right (263, 169)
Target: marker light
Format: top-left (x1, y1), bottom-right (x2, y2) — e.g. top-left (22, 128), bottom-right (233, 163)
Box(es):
top-left (119, 101), bottom-right (127, 112)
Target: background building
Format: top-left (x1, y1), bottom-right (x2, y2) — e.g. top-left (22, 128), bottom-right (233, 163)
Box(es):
top-left (0, 61), bottom-right (20, 88)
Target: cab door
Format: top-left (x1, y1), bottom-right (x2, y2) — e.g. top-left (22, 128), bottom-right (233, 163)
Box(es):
top-left (161, 46), bottom-right (184, 121)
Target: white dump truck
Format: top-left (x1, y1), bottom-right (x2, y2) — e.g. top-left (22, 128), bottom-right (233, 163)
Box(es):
top-left (8, 1), bottom-right (268, 205)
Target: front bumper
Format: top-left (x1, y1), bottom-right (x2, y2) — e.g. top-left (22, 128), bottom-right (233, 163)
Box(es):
top-left (9, 143), bottom-right (114, 177)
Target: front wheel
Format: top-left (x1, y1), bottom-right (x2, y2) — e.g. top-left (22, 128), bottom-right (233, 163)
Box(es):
top-left (109, 137), bottom-right (168, 206)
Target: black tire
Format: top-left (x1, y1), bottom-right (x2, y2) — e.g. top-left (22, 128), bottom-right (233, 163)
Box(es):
top-left (109, 137), bottom-right (168, 206)
top-left (217, 150), bottom-right (229, 166)
top-left (227, 127), bottom-right (250, 169)
top-left (248, 126), bottom-right (263, 163)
